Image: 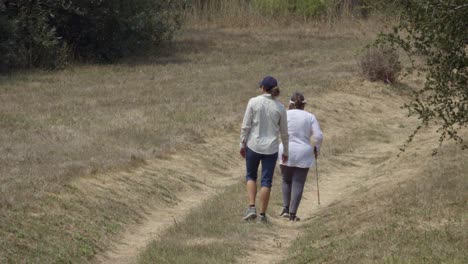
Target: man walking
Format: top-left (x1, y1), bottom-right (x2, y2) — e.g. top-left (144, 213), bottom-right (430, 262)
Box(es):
top-left (240, 76), bottom-right (289, 223)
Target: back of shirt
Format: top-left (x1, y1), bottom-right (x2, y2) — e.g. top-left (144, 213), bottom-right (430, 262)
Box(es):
top-left (279, 109), bottom-right (322, 168)
top-left (287, 109), bottom-right (314, 146)
top-left (240, 94), bottom-right (289, 155)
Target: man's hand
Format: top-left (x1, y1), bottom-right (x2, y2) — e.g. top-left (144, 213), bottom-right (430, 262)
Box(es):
top-left (314, 147), bottom-right (319, 159)
top-left (282, 154), bottom-right (288, 163)
top-left (240, 147), bottom-right (246, 159)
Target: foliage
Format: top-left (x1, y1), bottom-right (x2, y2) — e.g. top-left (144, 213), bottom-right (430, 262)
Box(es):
top-left (0, 1), bottom-right (63, 69)
top-left (358, 46), bottom-right (401, 84)
top-left (295, 0), bottom-right (328, 17)
top-left (0, 0), bottom-right (185, 70)
top-left (250, 0), bottom-right (328, 17)
top-left (377, 0), bottom-right (468, 151)
top-left (50, 0), bottom-right (185, 61)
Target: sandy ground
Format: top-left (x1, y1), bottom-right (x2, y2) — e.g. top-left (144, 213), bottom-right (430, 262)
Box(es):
top-left (93, 137), bottom-right (244, 264)
top-left (93, 83), bottom-right (423, 264)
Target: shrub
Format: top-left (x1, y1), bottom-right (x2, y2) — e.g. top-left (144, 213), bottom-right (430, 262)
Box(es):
top-left (50, 0), bottom-right (185, 61)
top-left (0, 6), bottom-right (17, 71)
top-left (0, 1), bottom-right (63, 69)
top-left (251, 0), bottom-right (328, 17)
top-left (295, 0), bottom-right (328, 17)
top-left (0, 0), bottom-right (185, 71)
top-left (251, 0), bottom-right (291, 16)
top-left (358, 46), bottom-right (401, 84)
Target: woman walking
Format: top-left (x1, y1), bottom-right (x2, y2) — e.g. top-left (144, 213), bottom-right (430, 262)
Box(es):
top-left (279, 92), bottom-right (323, 222)
top-left (240, 76), bottom-right (289, 224)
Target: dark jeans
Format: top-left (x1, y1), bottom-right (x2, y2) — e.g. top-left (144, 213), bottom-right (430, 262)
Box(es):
top-left (280, 165), bottom-right (309, 214)
top-left (245, 147), bottom-right (278, 188)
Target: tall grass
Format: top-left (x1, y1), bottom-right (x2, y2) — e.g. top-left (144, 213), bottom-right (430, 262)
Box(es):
top-left (188, 0), bottom-right (365, 26)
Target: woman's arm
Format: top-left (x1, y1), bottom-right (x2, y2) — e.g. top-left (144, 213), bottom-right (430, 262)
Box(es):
top-left (279, 107), bottom-right (289, 161)
top-left (240, 100), bottom-right (253, 157)
top-left (311, 115), bottom-right (323, 156)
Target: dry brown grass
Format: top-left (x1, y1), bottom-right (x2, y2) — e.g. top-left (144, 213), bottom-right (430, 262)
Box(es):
top-left (0, 21), bottom-right (381, 262)
top-left (135, 57), bottom-right (468, 264)
top-left (281, 138), bottom-right (467, 263)
top-left (2, 15), bottom-right (465, 263)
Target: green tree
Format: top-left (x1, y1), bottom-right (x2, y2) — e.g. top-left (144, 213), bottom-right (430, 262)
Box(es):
top-left (0, 0), bottom-right (185, 70)
top-left (378, 0), bottom-right (467, 152)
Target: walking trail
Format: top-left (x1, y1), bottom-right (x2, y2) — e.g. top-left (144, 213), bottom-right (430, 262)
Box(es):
top-left (237, 140), bottom-right (398, 264)
top-left (93, 136), bottom-right (244, 264)
top-left (94, 86), bottom-right (416, 264)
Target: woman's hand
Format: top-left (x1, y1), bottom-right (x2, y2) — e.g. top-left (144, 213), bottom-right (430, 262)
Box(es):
top-left (282, 154), bottom-right (288, 163)
top-left (240, 147), bottom-right (246, 159)
top-left (314, 146), bottom-right (319, 159)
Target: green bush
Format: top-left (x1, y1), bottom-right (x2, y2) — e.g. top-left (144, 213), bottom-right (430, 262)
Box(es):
top-left (0, 7), bottom-right (16, 71)
top-left (251, 0), bottom-right (328, 17)
top-left (0, 1), bottom-right (63, 69)
top-left (0, 0), bottom-right (185, 71)
top-left (51, 0), bottom-right (184, 61)
top-left (294, 0), bottom-right (327, 17)
top-left (251, 0), bottom-right (291, 16)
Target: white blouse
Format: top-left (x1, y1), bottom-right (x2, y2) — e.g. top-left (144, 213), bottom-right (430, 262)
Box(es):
top-left (279, 109), bottom-right (323, 168)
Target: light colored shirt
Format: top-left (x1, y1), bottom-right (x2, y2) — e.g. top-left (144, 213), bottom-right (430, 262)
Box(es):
top-left (279, 109), bottom-right (323, 168)
top-left (240, 94), bottom-right (289, 156)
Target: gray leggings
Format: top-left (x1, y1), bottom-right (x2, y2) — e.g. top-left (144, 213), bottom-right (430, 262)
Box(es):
top-left (280, 165), bottom-right (309, 214)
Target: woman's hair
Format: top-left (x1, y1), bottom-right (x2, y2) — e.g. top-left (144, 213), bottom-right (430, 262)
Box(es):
top-left (270, 87), bottom-right (280, 97)
top-left (263, 85), bottom-right (281, 98)
top-left (289, 92), bottom-right (306, 109)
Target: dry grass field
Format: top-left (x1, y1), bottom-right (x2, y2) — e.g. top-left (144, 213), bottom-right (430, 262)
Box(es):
top-left (1, 13), bottom-right (466, 264)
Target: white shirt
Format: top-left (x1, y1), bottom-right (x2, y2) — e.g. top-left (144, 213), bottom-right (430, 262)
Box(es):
top-left (279, 109), bottom-right (323, 168)
top-left (240, 94), bottom-right (289, 156)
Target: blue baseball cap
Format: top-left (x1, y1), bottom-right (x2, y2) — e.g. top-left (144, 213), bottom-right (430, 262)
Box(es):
top-left (259, 76), bottom-right (278, 91)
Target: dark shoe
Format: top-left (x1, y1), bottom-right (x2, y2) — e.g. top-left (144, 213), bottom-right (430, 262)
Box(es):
top-left (280, 208), bottom-right (290, 218)
top-left (289, 215), bottom-right (300, 222)
top-left (256, 214), bottom-right (269, 224)
top-left (242, 207), bottom-right (257, 221)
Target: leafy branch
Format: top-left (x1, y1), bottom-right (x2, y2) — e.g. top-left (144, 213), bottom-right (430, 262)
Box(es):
top-left (377, 0), bottom-right (467, 153)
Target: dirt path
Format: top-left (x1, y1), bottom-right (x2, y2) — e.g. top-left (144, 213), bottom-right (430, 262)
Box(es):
top-left (237, 140), bottom-right (394, 264)
top-left (95, 134), bottom-right (401, 264)
top-left (95, 85), bottom-right (412, 264)
top-left (95, 178), bottom-right (238, 264)
top-left (236, 86), bottom-right (411, 264)
top-left (93, 137), bottom-right (244, 264)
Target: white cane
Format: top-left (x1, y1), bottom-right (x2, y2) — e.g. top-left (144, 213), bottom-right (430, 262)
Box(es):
top-left (315, 148), bottom-right (320, 205)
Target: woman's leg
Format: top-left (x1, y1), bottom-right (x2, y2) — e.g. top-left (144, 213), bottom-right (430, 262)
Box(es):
top-left (245, 148), bottom-right (261, 206)
top-left (289, 167), bottom-right (310, 215)
top-left (280, 165), bottom-right (293, 211)
top-left (259, 152), bottom-right (278, 215)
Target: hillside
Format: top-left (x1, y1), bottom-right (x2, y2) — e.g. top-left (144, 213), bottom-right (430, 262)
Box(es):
top-left (1, 22), bottom-right (466, 263)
